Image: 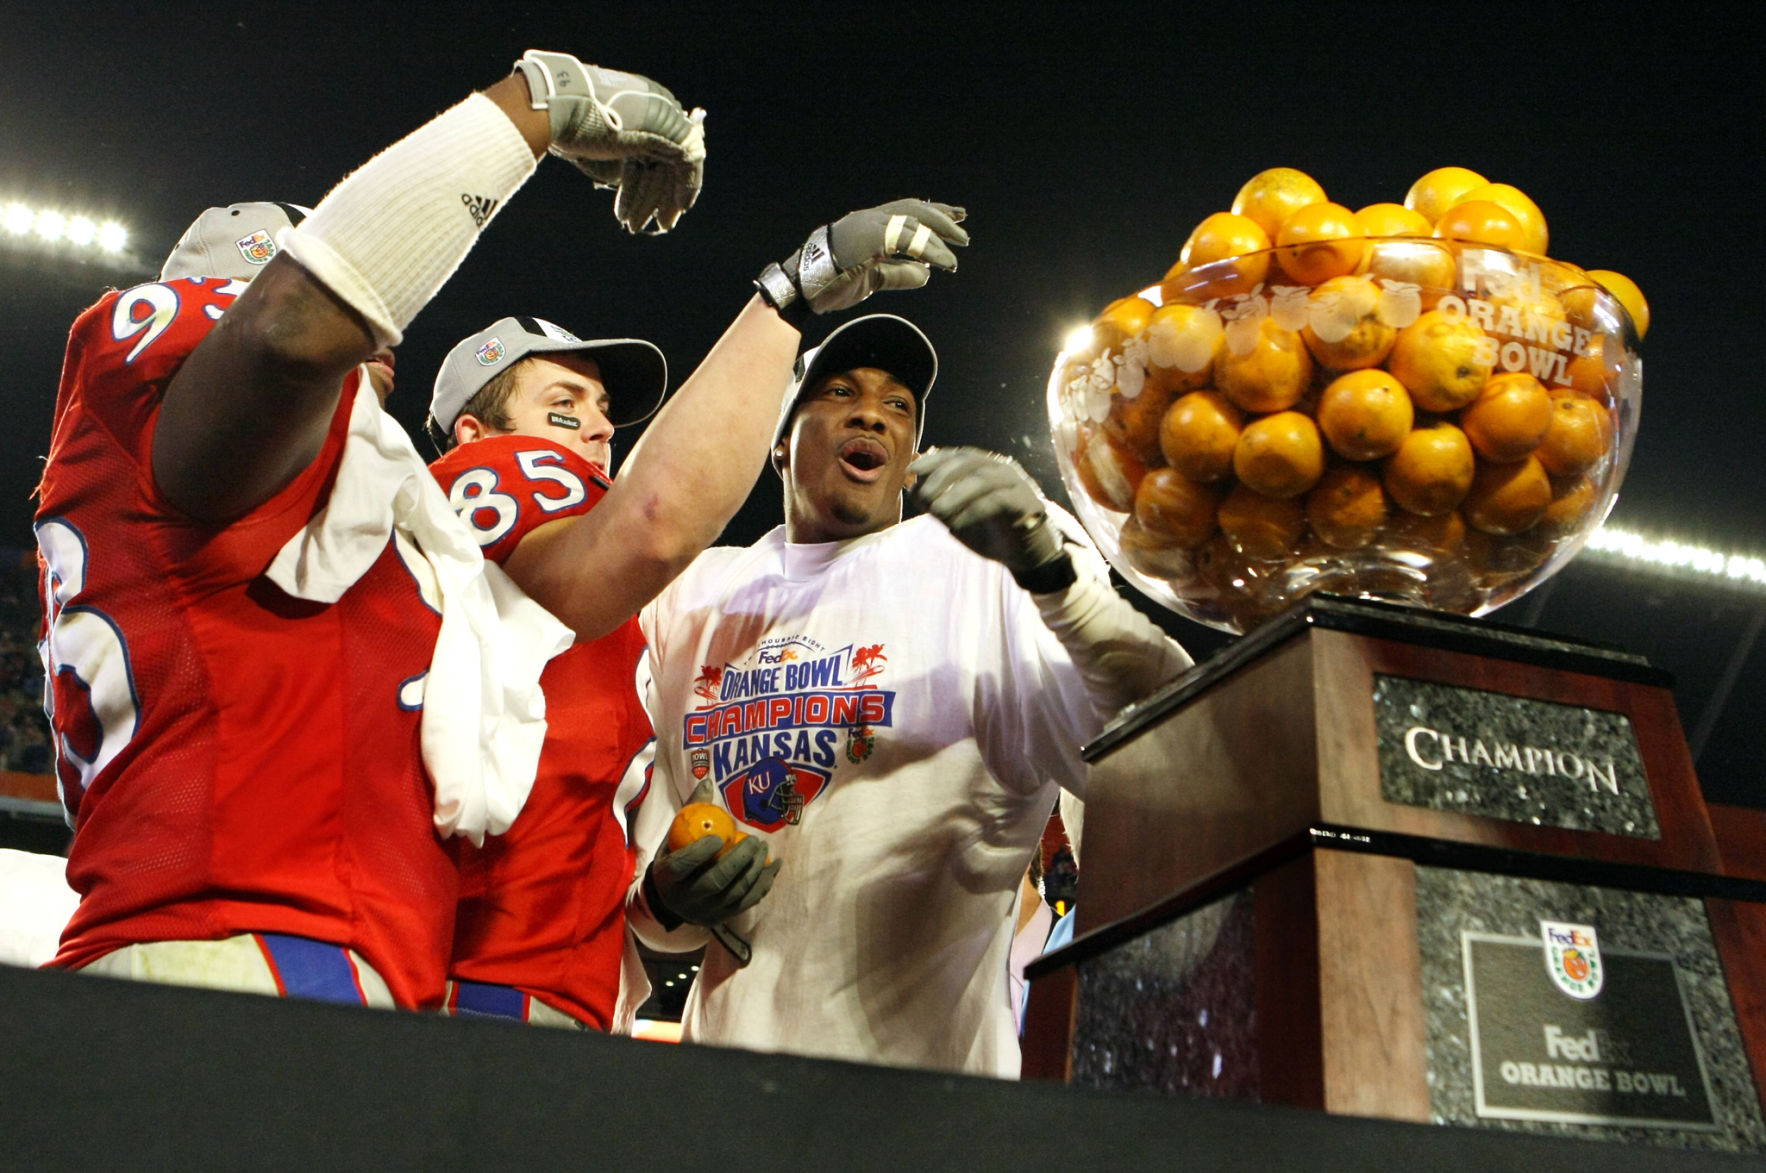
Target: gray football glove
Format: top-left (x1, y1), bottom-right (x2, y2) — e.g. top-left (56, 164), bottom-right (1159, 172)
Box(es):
top-left (755, 199), bottom-right (968, 325)
top-left (644, 776), bottom-right (780, 935)
top-left (648, 833), bottom-right (777, 924)
top-left (514, 49), bottom-right (706, 234)
top-left (910, 447), bottom-right (1075, 591)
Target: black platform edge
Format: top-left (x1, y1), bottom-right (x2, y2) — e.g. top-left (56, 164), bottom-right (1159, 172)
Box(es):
top-left (1310, 822), bottom-right (1766, 903)
top-left (2, 964), bottom-right (1757, 1172)
top-left (1085, 593), bottom-right (1675, 763)
top-left (1030, 824), bottom-right (1766, 984)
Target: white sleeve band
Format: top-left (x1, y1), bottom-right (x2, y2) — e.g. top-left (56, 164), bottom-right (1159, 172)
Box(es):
top-left (1033, 569), bottom-right (1193, 719)
top-left (278, 92), bottom-right (537, 347)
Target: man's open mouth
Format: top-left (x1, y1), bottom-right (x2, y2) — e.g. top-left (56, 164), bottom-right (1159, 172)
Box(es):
top-left (837, 437), bottom-right (890, 482)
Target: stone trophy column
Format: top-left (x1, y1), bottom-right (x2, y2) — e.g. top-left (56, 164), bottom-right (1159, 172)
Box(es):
top-left (1021, 595), bottom-right (1766, 1157)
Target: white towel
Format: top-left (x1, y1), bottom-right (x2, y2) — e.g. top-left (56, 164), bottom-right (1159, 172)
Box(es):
top-left (0, 849), bottom-right (78, 968)
top-left (267, 375), bottom-right (573, 845)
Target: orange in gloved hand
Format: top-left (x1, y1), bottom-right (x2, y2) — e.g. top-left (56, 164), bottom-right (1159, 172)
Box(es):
top-left (669, 803), bottom-right (748, 857)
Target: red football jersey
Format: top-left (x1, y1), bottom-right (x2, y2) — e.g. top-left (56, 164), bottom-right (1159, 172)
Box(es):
top-left (36, 276), bottom-right (452, 1008)
top-left (431, 435), bottom-right (652, 1029)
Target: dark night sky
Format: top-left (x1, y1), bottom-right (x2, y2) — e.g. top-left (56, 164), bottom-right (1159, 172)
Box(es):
top-left (4, 5), bottom-right (1763, 806)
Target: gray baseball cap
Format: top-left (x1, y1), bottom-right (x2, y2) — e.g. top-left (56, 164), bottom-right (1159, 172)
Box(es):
top-left (160, 202), bottom-right (311, 282)
top-left (429, 316), bottom-right (668, 434)
top-left (776, 313), bottom-right (938, 448)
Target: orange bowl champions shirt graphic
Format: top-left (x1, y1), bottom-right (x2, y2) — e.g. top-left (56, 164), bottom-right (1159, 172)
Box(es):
top-left (683, 636), bottom-right (895, 832)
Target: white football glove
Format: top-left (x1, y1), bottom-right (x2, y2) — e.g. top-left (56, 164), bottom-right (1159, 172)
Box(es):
top-left (911, 447), bottom-right (1075, 591)
top-left (755, 199), bottom-right (968, 325)
top-left (514, 49), bottom-right (706, 234)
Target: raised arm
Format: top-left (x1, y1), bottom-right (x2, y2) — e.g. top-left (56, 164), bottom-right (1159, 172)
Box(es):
top-left (504, 200), bottom-right (970, 639)
top-left (154, 51), bottom-right (703, 522)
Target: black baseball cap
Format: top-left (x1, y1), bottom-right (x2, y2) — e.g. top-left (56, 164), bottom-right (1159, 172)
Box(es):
top-left (775, 314), bottom-right (938, 447)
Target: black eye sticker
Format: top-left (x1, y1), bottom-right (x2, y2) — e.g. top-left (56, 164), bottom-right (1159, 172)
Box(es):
top-left (547, 412), bottom-right (581, 430)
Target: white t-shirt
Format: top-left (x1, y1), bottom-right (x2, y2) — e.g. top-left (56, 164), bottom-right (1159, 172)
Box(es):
top-left (633, 517), bottom-right (1104, 1076)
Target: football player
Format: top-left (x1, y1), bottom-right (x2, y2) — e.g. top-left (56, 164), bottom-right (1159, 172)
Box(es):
top-left (426, 190), bottom-right (971, 1028)
top-left (629, 315), bottom-right (1190, 1074)
top-left (36, 49), bottom-right (714, 1009)
top-left (427, 317), bottom-right (666, 1029)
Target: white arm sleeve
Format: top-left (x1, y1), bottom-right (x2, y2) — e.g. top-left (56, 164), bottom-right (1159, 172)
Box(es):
top-left (279, 93), bottom-right (537, 346)
top-left (1031, 568), bottom-right (1192, 721)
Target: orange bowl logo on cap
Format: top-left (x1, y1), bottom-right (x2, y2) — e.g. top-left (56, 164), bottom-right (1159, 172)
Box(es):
top-left (235, 229), bottom-right (276, 266)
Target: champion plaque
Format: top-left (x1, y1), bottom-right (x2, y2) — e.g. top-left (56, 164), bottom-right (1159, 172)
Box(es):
top-left (1373, 674), bottom-right (1659, 837)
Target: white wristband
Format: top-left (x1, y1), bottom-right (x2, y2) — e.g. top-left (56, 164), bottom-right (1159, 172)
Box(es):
top-left (279, 92), bottom-right (537, 347)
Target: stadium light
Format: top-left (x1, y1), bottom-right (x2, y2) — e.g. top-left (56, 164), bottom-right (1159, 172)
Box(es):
top-left (1, 199), bottom-right (132, 259)
top-left (1583, 525), bottom-right (1766, 593)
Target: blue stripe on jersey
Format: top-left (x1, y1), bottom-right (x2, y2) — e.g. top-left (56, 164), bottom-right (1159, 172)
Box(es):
top-left (450, 979), bottom-right (529, 1021)
top-left (256, 933), bottom-right (366, 1004)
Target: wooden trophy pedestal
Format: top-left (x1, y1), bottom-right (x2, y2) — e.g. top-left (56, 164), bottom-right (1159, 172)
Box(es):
top-left (1022, 595), bottom-right (1766, 1154)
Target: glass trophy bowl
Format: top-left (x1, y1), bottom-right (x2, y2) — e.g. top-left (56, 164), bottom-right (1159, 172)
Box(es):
top-left (1048, 241), bottom-right (1642, 633)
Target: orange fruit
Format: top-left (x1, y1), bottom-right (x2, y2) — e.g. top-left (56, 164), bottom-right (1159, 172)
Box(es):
top-left (1144, 303), bottom-right (1224, 387)
top-left (1359, 238), bottom-right (1458, 301)
top-left (1190, 532), bottom-right (1250, 592)
top-left (1460, 372), bottom-right (1553, 463)
top-left (1353, 202), bottom-right (1431, 238)
top-left (1587, 269), bottom-right (1650, 340)
top-left (1118, 515), bottom-right (1199, 581)
top-left (1175, 212), bottom-right (1271, 299)
top-left (1457, 182), bottom-right (1548, 255)
top-left (1231, 167), bottom-right (1328, 241)
top-left (1536, 392), bottom-right (1611, 477)
top-left (1301, 274), bottom-right (1399, 370)
top-left (1317, 369), bottom-right (1414, 460)
top-left (1104, 373), bottom-right (1181, 468)
top-left (669, 802), bottom-right (744, 856)
top-left (1539, 476), bottom-right (1597, 535)
top-left (1433, 200), bottom-right (1527, 250)
top-left (1562, 334), bottom-right (1623, 405)
top-left (1217, 484), bottom-right (1307, 560)
top-left (1382, 422), bottom-right (1476, 516)
top-left (1463, 456), bottom-right (1552, 536)
top-left (1072, 421), bottom-right (1147, 513)
top-left (1403, 167), bottom-right (1489, 225)
top-left (1387, 507), bottom-right (1467, 555)
top-left (1091, 295), bottom-right (1157, 353)
top-left (1134, 467), bottom-right (1222, 549)
top-left (1464, 526), bottom-right (1552, 589)
top-left (1216, 318), bottom-right (1314, 412)
top-left (1275, 202), bottom-right (1364, 285)
top-left (1233, 411), bottom-right (1326, 499)
top-left (1306, 464), bottom-right (1388, 549)
top-left (1387, 310), bottom-right (1494, 412)
top-left (1159, 389), bottom-right (1244, 482)
top-left (1558, 278), bottom-right (1606, 331)
top-left (1483, 289), bottom-right (1568, 351)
